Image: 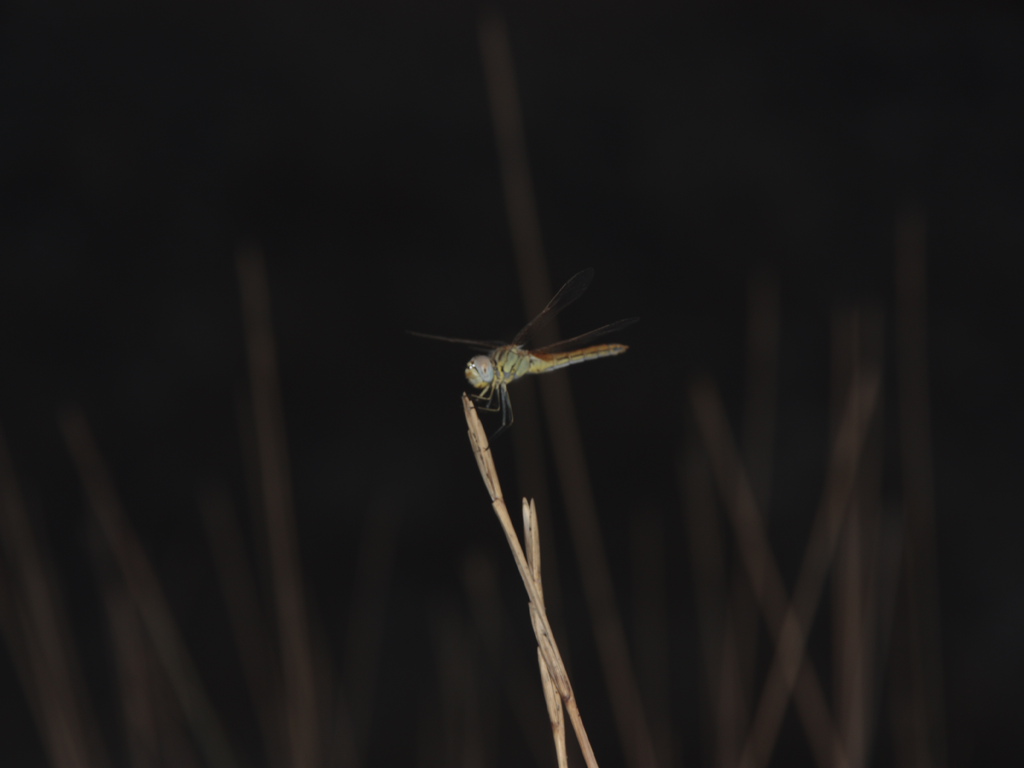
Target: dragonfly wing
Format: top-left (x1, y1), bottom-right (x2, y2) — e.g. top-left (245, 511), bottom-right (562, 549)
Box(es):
top-left (511, 268), bottom-right (594, 347)
top-left (407, 330), bottom-right (503, 352)
top-left (533, 316), bottom-right (638, 354)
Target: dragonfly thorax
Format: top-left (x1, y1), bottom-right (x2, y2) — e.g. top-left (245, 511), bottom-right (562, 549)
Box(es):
top-left (465, 355), bottom-right (495, 389)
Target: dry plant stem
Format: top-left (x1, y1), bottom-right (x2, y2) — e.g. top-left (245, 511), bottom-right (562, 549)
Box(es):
top-left (478, 10), bottom-right (552, 321)
top-left (59, 408), bottom-right (238, 768)
top-left (894, 208), bottom-right (946, 768)
top-left (341, 497), bottom-right (400, 762)
top-left (525, 498), bottom-right (569, 768)
top-left (463, 394), bottom-right (599, 768)
top-left (832, 307), bottom-right (885, 768)
top-left (0, 588), bottom-right (81, 768)
top-left (541, 320), bottom-right (657, 768)
top-left (432, 612), bottom-right (485, 768)
top-left (479, 15), bottom-right (656, 767)
top-left (681, 441), bottom-right (744, 768)
top-left (538, 645), bottom-right (569, 768)
top-left (101, 577), bottom-right (160, 767)
top-left (831, 310), bottom-right (869, 768)
top-left (629, 513), bottom-right (673, 767)
top-left (742, 271), bottom-right (781, 517)
top-left (197, 487), bottom-right (282, 765)
top-left (462, 554), bottom-right (553, 765)
top-left (687, 272), bottom-right (782, 767)
top-left (739, 368), bottom-right (881, 768)
top-left (690, 381), bottom-right (842, 768)
top-left (0, 427), bottom-right (101, 768)
top-left (735, 272), bottom-right (781, 719)
top-left (478, 4), bottom-right (568, 682)
top-left (237, 247), bottom-right (320, 768)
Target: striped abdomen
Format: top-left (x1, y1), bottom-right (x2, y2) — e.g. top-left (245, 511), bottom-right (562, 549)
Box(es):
top-left (526, 343), bottom-right (630, 376)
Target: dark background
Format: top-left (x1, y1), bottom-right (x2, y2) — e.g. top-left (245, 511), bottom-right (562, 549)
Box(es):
top-left (1, 2), bottom-right (1021, 767)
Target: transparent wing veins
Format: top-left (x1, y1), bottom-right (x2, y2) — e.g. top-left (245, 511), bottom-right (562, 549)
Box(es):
top-left (532, 316), bottom-right (638, 354)
top-left (511, 268), bottom-right (594, 347)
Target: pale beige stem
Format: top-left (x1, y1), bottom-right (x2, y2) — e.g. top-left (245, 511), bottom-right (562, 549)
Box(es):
top-left (525, 498), bottom-right (569, 768)
top-left (463, 394), bottom-right (599, 768)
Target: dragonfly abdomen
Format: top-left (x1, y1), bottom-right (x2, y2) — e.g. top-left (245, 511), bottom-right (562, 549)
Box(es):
top-left (527, 343), bottom-right (630, 376)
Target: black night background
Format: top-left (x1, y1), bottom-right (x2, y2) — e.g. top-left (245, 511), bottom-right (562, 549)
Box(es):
top-left (1, 3), bottom-right (1021, 767)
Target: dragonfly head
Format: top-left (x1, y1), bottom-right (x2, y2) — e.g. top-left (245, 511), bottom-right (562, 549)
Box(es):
top-left (465, 355), bottom-right (494, 389)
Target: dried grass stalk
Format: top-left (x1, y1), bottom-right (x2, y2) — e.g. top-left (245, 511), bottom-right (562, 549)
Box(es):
top-left (462, 393), bottom-right (598, 768)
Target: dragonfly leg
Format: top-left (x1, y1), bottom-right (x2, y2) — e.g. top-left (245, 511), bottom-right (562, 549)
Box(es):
top-left (490, 385), bottom-right (515, 440)
top-left (472, 385), bottom-right (502, 412)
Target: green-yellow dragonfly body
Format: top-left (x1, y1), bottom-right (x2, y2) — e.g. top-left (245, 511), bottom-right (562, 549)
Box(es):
top-left (412, 269), bottom-right (635, 437)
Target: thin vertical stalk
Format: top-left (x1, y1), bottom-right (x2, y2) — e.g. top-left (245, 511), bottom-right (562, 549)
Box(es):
top-left (60, 409), bottom-right (236, 768)
top-left (478, 14), bottom-right (656, 768)
top-left (237, 247), bottom-right (320, 768)
top-left (894, 208), bottom-right (947, 768)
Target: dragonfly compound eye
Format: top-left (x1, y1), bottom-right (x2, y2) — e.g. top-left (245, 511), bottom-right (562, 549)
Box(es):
top-left (465, 355), bottom-right (494, 388)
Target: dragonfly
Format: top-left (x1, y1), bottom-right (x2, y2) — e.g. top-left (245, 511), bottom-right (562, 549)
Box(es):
top-left (411, 268), bottom-right (637, 438)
